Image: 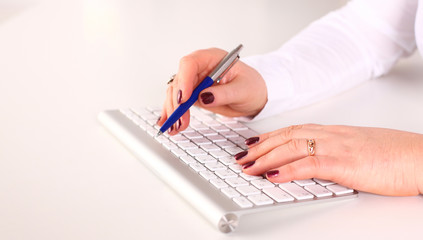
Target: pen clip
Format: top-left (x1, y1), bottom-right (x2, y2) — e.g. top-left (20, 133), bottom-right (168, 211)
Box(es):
top-left (209, 44), bottom-right (243, 83)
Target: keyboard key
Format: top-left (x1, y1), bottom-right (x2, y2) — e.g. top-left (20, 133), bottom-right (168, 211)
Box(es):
top-left (191, 123), bottom-right (209, 130)
top-left (178, 142), bottom-right (198, 150)
top-left (220, 131), bottom-right (239, 138)
top-left (207, 134), bottom-right (226, 142)
top-left (199, 170), bottom-right (217, 180)
top-left (198, 129), bottom-right (218, 136)
top-left (236, 185), bottom-right (260, 196)
top-left (263, 187), bottom-right (294, 203)
top-left (226, 177), bottom-right (248, 187)
top-left (240, 173), bottom-right (263, 181)
top-left (280, 183), bottom-right (314, 200)
top-left (251, 179), bottom-right (275, 189)
top-left (304, 184), bottom-right (333, 198)
top-left (202, 119), bottom-right (221, 127)
top-left (195, 155), bottom-right (217, 163)
top-left (181, 127), bottom-right (195, 133)
top-left (155, 135), bottom-right (170, 143)
top-left (141, 113), bottom-right (157, 121)
top-left (200, 143), bottom-right (220, 152)
top-left (192, 137), bottom-right (212, 145)
top-left (314, 178), bottom-right (335, 186)
top-left (225, 123), bottom-right (248, 130)
top-left (171, 148), bottom-right (187, 157)
top-left (170, 135), bottom-right (189, 143)
top-left (189, 162), bottom-right (206, 172)
top-left (293, 179), bottom-right (316, 186)
top-left (187, 148), bottom-right (207, 156)
top-left (248, 194), bottom-right (274, 206)
top-left (326, 184), bottom-right (354, 195)
top-left (162, 142), bottom-right (177, 150)
top-left (228, 164), bottom-right (242, 173)
top-left (205, 162), bottom-right (226, 171)
top-left (233, 197), bottom-right (253, 208)
top-left (218, 156), bottom-right (236, 165)
top-left (211, 125), bottom-right (230, 132)
top-left (183, 131), bottom-right (203, 139)
top-left (221, 187), bottom-right (240, 198)
top-left (215, 169), bottom-right (237, 179)
top-left (210, 178), bottom-right (228, 189)
top-left (180, 155), bottom-right (196, 164)
top-left (209, 150), bottom-right (230, 159)
top-left (216, 141), bottom-right (236, 149)
top-left (225, 146), bottom-right (244, 155)
top-left (237, 129), bottom-right (258, 139)
top-left (230, 136), bottom-right (246, 145)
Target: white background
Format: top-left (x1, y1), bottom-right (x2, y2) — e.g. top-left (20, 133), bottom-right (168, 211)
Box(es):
top-left (1, 0), bottom-right (423, 239)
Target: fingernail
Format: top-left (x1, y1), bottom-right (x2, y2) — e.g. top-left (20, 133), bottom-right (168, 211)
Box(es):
top-left (245, 137), bottom-right (260, 146)
top-left (176, 119), bottom-right (181, 130)
top-left (156, 116), bottom-right (161, 124)
top-left (168, 125), bottom-right (174, 134)
top-left (177, 90), bottom-right (182, 104)
top-left (242, 161), bottom-right (255, 169)
top-left (234, 151), bottom-right (248, 161)
top-left (200, 92), bottom-right (214, 104)
top-left (266, 170), bottom-right (279, 178)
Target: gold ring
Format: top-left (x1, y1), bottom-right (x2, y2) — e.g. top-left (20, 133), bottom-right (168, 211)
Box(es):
top-left (167, 74), bottom-right (176, 84)
top-left (307, 139), bottom-right (315, 156)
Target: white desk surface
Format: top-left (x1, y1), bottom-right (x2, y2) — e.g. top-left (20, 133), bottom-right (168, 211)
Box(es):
top-left (1, 0), bottom-right (423, 239)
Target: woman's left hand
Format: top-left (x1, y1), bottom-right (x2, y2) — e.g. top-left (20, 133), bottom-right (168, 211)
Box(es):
top-left (235, 124), bottom-right (423, 196)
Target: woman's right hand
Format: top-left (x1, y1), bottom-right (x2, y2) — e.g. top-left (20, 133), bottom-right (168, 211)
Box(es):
top-left (157, 47), bottom-right (268, 135)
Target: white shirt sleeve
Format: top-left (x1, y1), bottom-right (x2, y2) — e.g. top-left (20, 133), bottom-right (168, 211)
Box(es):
top-left (242, 0), bottom-right (419, 121)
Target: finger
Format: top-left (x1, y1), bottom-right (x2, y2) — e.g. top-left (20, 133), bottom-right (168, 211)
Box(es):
top-left (235, 126), bottom-right (321, 165)
top-left (241, 138), bottom-right (326, 176)
top-left (264, 156), bottom-right (336, 183)
top-left (243, 124), bottom-right (323, 149)
top-left (176, 48), bottom-right (228, 104)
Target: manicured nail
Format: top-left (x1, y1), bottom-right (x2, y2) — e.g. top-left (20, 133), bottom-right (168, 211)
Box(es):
top-left (200, 92), bottom-right (214, 104)
top-left (242, 161), bottom-right (255, 169)
top-left (266, 170), bottom-right (279, 178)
top-left (177, 90), bottom-right (182, 104)
top-left (156, 116), bottom-right (161, 124)
top-left (176, 119), bottom-right (182, 130)
top-left (168, 125), bottom-right (174, 134)
top-left (234, 150), bottom-right (248, 160)
top-left (245, 137), bottom-right (260, 146)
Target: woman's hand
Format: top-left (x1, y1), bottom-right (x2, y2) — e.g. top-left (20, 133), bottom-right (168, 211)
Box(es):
top-left (157, 47), bottom-right (267, 135)
top-left (236, 124), bottom-right (423, 196)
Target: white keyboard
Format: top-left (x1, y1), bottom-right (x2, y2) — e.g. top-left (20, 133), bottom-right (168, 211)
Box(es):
top-left (98, 107), bottom-right (358, 233)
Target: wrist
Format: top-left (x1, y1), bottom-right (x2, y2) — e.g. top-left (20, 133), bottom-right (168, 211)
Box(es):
top-left (413, 134), bottom-right (423, 195)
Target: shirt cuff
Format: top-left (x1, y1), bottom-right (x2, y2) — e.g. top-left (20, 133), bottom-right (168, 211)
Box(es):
top-left (240, 54), bottom-right (294, 122)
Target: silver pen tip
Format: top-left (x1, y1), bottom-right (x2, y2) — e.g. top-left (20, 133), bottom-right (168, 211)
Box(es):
top-left (155, 131), bottom-right (163, 137)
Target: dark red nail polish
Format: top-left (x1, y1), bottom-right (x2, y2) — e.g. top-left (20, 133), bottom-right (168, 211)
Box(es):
top-left (266, 170), bottom-right (279, 178)
top-left (156, 116), bottom-right (161, 124)
top-left (168, 125), bottom-right (174, 134)
top-left (245, 137), bottom-right (259, 146)
top-left (234, 151), bottom-right (248, 160)
top-left (177, 90), bottom-right (182, 104)
top-left (242, 161), bottom-right (255, 169)
top-left (200, 92), bottom-right (214, 104)
top-left (176, 119), bottom-right (182, 130)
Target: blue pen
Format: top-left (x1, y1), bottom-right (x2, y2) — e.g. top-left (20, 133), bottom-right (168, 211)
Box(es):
top-left (156, 44), bottom-right (243, 136)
